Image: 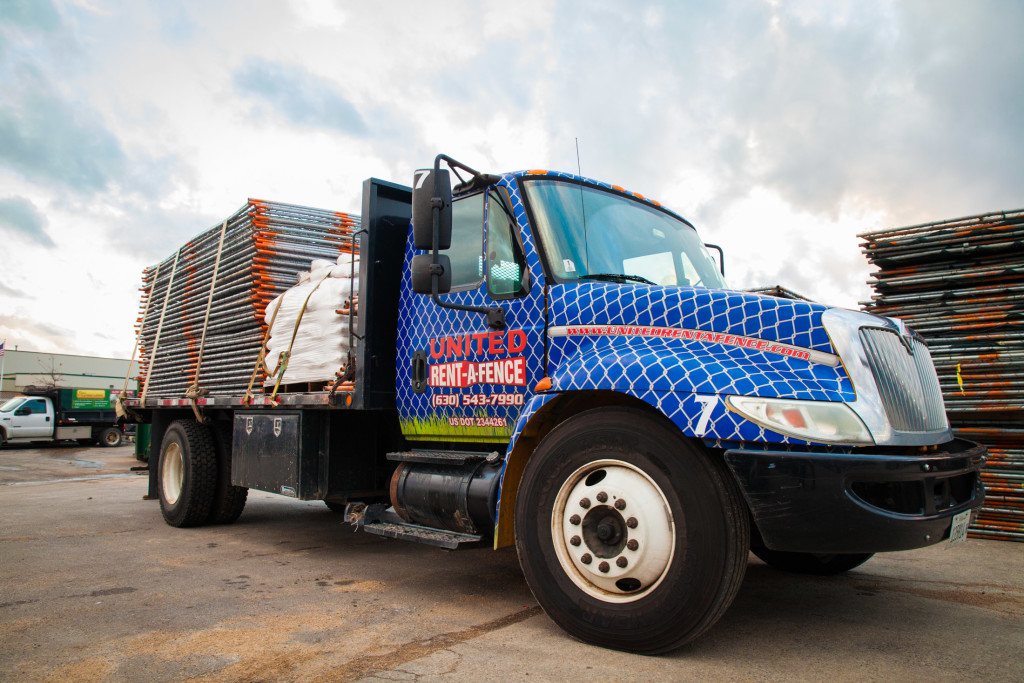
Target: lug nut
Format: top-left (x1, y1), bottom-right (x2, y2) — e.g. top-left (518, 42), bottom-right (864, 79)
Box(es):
top-left (570, 535), bottom-right (581, 546)
top-left (617, 557), bottom-right (628, 568)
top-left (626, 517), bottom-right (638, 529)
top-left (596, 491), bottom-right (608, 503)
top-left (581, 553), bottom-right (592, 565)
top-left (614, 499), bottom-right (626, 510)
top-left (569, 514), bottom-right (581, 526)
top-left (579, 498), bottom-right (591, 509)
top-left (598, 561), bottom-right (610, 573)
top-left (627, 539), bottom-right (639, 551)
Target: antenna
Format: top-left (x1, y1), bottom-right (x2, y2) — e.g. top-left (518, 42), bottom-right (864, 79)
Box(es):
top-left (575, 138), bottom-right (583, 176)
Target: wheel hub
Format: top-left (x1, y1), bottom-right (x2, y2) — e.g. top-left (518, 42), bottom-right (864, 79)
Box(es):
top-left (161, 442), bottom-right (184, 505)
top-left (553, 460), bottom-right (676, 602)
top-left (582, 506), bottom-right (627, 558)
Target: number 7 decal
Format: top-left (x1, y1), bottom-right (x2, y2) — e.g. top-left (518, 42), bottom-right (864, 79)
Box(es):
top-left (694, 395), bottom-right (718, 436)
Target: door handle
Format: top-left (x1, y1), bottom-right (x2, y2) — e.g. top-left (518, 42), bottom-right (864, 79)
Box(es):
top-left (411, 349), bottom-right (428, 394)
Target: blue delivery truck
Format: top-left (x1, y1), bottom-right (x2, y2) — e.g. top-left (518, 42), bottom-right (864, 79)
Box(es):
top-left (125, 155), bottom-right (985, 653)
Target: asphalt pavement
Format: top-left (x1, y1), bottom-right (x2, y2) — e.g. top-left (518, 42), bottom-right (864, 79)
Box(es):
top-left (0, 443), bottom-right (1021, 682)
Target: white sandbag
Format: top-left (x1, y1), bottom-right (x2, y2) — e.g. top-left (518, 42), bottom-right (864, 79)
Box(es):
top-left (336, 252), bottom-right (358, 267)
top-left (310, 265), bottom-right (333, 281)
top-left (263, 271), bottom-right (357, 386)
top-left (330, 261), bottom-right (359, 279)
top-left (310, 258), bottom-right (335, 271)
top-left (297, 271), bottom-right (310, 284)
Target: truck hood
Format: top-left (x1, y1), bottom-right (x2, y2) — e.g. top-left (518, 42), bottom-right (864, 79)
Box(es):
top-left (547, 282), bottom-right (836, 353)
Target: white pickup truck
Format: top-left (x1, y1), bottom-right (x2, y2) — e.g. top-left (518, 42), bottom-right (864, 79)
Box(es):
top-left (0, 388), bottom-right (125, 447)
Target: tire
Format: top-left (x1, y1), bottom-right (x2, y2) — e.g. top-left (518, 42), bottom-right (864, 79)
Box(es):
top-left (158, 420), bottom-right (218, 528)
top-left (752, 548), bottom-right (874, 575)
top-left (515, 407), bottom-right (749, 654)
top-left (207, 422), bottom-right (248, 525)
top-left (98, 427), bottom-right (122, 447)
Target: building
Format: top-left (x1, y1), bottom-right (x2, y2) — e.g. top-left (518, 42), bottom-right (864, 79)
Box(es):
top-left (0, 348), bottom-right (139, 398)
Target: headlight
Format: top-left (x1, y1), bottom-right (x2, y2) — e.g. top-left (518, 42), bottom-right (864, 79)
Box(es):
top-left (726, 396), bottom-right (873, 445)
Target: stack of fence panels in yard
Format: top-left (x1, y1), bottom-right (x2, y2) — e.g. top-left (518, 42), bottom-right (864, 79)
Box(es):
top-left (134, 200), bottom-right (359, 398)
top-left (860, 208), bottom-right (1024, 542)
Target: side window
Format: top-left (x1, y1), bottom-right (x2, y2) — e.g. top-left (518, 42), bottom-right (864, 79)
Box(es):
top-left (26, 399), bottom-right (47, 414)
top-left (442, 193), bottom-right (484, 289)
top-left (486, 189), bottom-right (529, 299)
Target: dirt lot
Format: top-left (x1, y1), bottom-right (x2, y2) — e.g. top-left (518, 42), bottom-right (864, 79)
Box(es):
top-left (0, 443), bottom-right (1021, 682)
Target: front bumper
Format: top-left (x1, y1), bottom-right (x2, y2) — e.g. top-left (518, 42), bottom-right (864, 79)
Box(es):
top-left (723, 438), bottom-right (986, 554)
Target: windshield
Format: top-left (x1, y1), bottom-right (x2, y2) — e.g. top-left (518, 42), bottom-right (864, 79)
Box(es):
top-left (0, 398), bottom-right (24, 413)
top-left (523, 179), bottom-right (726, 288)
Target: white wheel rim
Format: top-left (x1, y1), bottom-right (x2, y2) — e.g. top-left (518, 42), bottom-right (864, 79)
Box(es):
top-left (162, 442), bottom-right (184, 505)
top-left (551, 459), bottom-right (675, 603)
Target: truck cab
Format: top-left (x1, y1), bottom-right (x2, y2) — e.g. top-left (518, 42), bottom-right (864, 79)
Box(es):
top-left (387, 157), bottom-right (983, 651)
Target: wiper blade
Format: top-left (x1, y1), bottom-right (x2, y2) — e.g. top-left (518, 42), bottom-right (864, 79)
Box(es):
top-left (579, 273), bottom-right (657, 285)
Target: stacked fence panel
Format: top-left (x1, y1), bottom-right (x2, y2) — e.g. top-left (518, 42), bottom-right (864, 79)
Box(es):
top-left (135, 199), bottom-right (360, 398)
top-left (859, 208), bottom-right (1024, 541)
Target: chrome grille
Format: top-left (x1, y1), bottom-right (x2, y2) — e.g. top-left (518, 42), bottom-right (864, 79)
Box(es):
top-left (858, 328), bottom-right (948, 432)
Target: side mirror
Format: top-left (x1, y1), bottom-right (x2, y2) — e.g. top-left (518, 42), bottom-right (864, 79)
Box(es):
top-left (411, 254), bottom-right (451, 294)
top-left (412, 168), bottom-right (452, 250)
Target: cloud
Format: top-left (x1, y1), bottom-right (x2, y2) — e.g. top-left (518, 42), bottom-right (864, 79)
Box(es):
top-left (0, 313), bottom-right (80, 356)
top-left (0, 196), bottom-right (54, 247)
top-left (232, 58), bottom-right (368, 136)
top-left (0, 280), bottom-right (27, 298)
top-left (0, 0), bottom-right (60, 32)
top-left (0, 65), bottom-right (126, 193)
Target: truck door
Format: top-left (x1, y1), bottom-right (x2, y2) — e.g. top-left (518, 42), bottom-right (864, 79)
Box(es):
top-left (397, 185), bottom-right (542, 444)
top-left (11, 398), bottom-right (52, 438)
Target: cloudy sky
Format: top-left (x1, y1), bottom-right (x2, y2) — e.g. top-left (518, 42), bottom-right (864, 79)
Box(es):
top-left (1, 0), bottom-right (1021, 359)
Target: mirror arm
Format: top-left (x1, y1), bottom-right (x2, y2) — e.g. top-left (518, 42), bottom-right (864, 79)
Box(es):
top-left (428, 154), bottom-right (506, 330)
top-left (704, 243), bottom-right (725, 276)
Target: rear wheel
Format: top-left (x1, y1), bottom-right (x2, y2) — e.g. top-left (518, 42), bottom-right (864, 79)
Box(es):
top-left (208, 422), bottom-right (247, 524)
top-left (158, 420), bottom-right (217, 527)
top-left (752, 548), bottom-right (874, 575)
top-left (99, 427), bottom-right (122, 447)
top-left (515, 407), bottom-right (749, 654)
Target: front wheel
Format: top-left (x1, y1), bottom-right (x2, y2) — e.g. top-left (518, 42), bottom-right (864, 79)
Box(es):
top-left (515, 407), bottom-right (749, 654)
top-left (752, 547), bottom-right (874, 575)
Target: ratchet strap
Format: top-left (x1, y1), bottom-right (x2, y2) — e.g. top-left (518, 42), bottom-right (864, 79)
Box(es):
top-left (186, 219), bottom-right (228, 423)
top-left (267, 272), bottom-right (332, 403)
top-left (140, 248), bottom-right (181, 407)
top-left (117, 261), bottom-right (161, 422)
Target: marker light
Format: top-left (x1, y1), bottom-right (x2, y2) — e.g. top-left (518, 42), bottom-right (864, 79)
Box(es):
top-left (726, 396), bottom-right (874, 445)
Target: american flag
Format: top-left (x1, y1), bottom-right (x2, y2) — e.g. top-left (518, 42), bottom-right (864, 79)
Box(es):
top-left (0, 340), bottom-right (5, 357)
